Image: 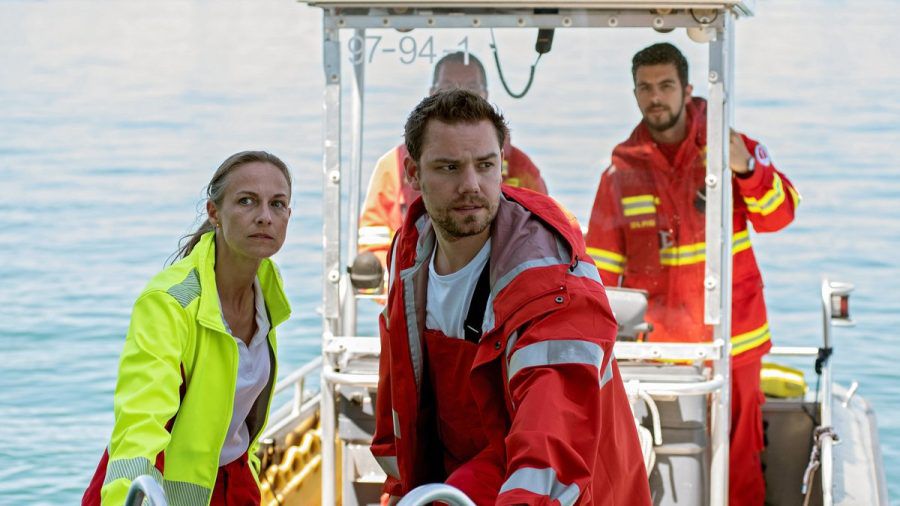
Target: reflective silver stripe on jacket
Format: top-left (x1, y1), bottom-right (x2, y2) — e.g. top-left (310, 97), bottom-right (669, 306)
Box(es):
top-left (484, 256), bottom-right (565, 333)
top-left (375, 455), bottom-right (400, 479)
top-left (103, 456), bottom-right (163, 486)
top-left (163, 480), bottom-right (213, 506)
top-left (400, 266), bottom-right (423, 392)
top-left (569, 260), bottom-right (602, 284)
top-left (388, 238), bottom-right (399, 295)
top-left (493, 256), bottom-right (562, 298)
top-left (504, 330), bottom-right (520, 367)
top-left (499, 467), bottom-right (580, 506)
top-left (601, 356), bottom-right (614, 388)
top-left (507, 340), bottom-right (607, 387)
top-left (503, 329), bottom-right (520, 408)
top-left (392, 408), bottom-right (401, 439)
top-left (484, 251), bottom-right (602, 334)
top-left (104, 456), bottom-right (212, 506)
top-left (167, 268), bottom-right (201, 308)
top-left (400, 217), bottom-right (434, 392)
top-left (557, 238), bottom-right (603, 284)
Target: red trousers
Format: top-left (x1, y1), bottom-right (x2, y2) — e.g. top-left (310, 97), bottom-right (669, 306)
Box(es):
top-left (729, 359), bottom-right (766, 506)
top-left (211, 453), bottom-right (261, 506)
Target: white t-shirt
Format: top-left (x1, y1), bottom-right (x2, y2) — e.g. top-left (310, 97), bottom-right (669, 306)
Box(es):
top-left (425, 239), bottom-right (491, 339)
top-left (218, 277), bottom-right (271, 466)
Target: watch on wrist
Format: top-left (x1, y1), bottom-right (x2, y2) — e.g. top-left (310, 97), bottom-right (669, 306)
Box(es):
top-left (735, 155), bottom-right (755, 179)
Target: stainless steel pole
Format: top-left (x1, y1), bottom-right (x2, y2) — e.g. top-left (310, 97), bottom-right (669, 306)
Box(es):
top-left (321, 11), bottom-right (343, 506)
top-left (706, 11), bottom-right (735, 506)
top-left (343, 28), bottom-right (366, 337)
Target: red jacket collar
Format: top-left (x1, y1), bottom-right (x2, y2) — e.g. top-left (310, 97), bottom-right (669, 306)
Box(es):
top-left (397, 186), bottom-right (583, 271)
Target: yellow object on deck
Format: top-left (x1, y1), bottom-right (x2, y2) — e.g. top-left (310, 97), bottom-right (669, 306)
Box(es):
top-left (760, 362), bottom-right (808, 398)
top-left (259, 413), bottom-right (345, 506)
top-left (261, 415), bottom-right (326, 506)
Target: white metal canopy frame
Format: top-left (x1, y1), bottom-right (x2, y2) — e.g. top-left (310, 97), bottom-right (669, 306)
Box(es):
top-left (305, 2), bottom-right (753, 505)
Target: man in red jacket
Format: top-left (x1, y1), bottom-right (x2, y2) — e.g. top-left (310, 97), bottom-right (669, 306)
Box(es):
top-left (371, 89), bottom-right (650, 505)
top-left (586, 43), bottom-right (800, 505)
top-left (358, 52), bottom-right (547, 270)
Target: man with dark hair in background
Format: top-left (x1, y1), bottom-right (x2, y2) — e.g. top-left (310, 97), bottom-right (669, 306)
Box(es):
top-left (371, 89), bottom-right (650, 505)
top-left (358, 52), bottom-right (547, 269)
top-left (586, 42), bottom-right (800, 505)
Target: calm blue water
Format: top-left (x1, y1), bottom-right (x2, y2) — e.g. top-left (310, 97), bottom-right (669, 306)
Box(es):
top-left (1, 0), bottom-right (898, 504)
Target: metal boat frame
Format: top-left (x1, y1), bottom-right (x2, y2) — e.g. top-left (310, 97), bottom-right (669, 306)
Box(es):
top-left (254, 1), bottom-right (888, 505)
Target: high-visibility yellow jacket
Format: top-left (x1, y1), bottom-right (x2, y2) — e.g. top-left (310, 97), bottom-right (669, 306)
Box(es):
top-left (84, 231), bottom-right (290, 505)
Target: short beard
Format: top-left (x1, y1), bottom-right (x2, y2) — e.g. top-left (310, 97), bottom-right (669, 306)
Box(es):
top-left (433, 212), bottom-right (490, 241)
top-left (644, 93), bottom-right (686, 133)
top-left (646, 108), bottom-right (682, 132)
top-left (425, 195), bottom-right (497, 242)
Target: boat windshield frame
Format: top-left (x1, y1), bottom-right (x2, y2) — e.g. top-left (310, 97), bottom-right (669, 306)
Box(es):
top-left (307, 3), bottom-right (746, 504)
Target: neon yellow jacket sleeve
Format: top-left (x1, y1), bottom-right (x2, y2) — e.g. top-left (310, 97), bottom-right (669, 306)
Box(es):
top-left (101, 290), bottom-right (189, 505)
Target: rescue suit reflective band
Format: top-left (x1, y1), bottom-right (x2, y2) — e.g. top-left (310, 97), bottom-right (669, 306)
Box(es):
top-left (731, 322), bottom-right (771, 356)
top-left (507, 340), bottom-right (612, 388)
top-left (588, 231), bottom-right (750, 273)
top-left (358, 225), bottom-right (392, 247)
top-left (743, 173), bottom-right (793, 216)
top-left (499, 467), bottom-right (580, 506)
top-left (659, 230), bottom-right (751, 267)
top-left (620, 194), bottom-right (657, 217)
top-left (105, 456), bottom-right (212, 505)
top-left (375, 455), bottom-right (400, 480)
top-left (586, 247), bottom-right (626, 274)
top-left (392, 409), bottom-right (401, 439)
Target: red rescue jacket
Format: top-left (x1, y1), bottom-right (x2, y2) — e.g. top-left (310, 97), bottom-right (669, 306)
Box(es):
top-left (585, 98), bottom-right (800, 366)
top-left (371, 186), bottom-right (651, 505)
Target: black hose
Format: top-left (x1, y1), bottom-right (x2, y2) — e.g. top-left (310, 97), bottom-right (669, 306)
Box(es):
top-left (489, 28), bottom-right (549, 99)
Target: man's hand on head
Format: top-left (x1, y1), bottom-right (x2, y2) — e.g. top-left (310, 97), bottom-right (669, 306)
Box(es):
top-left (728, 129), bottom-right (753, 175)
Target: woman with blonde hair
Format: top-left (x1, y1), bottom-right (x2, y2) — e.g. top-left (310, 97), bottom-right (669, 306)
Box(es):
top-left (84, 151), bottom-right (293, 506)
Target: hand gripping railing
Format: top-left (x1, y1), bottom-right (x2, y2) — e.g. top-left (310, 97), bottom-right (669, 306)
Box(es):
top-left (397, 483), bottom-right (477, 506)
top-left (124, 475), bottom-right (167, 506)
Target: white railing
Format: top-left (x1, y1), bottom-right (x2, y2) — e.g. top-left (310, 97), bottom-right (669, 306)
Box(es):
top-left (261, 356), bottom-right (323, 442)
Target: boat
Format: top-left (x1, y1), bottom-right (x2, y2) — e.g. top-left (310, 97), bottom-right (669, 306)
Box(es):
top-left (123, 1), bottom-right (888, 505)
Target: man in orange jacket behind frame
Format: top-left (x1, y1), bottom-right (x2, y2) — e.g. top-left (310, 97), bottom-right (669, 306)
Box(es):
top-left (358, 52), bottom-right (548, 270)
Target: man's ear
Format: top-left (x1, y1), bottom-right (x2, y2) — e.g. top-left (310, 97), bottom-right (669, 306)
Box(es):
top-left (404, 156), bottom-right (421, 191)
top-left (684, 83), bottom-right (694, 101)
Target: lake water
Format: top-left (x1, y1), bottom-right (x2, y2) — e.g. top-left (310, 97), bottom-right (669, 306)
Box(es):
top-left (1, 0), bottom-right (898, 504)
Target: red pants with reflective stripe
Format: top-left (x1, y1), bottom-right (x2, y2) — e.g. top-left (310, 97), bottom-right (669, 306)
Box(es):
top-left (729, 359), bottom-right (766, 506)
top-left (211, 453), bottom-right (261, 506)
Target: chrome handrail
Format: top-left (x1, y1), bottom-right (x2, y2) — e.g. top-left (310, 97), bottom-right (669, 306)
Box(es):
top-left (322, 366), bottom-right (379, 387)
top-left (397, 483), bottom-right (477, 506)
top-left (768, 346), bottom-right (820, 357)
top-left (640, 375), bottom-right (726, 397)
top-left (271, 355), bottom-right (322, 397)
top-left (124, 475), bottom-right (167, 506)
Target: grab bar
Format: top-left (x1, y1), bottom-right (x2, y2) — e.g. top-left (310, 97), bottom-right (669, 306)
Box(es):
top-left (124, 475), bottom-right (167, 506)
top-left (397, 483), bottom-right (476, 506)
